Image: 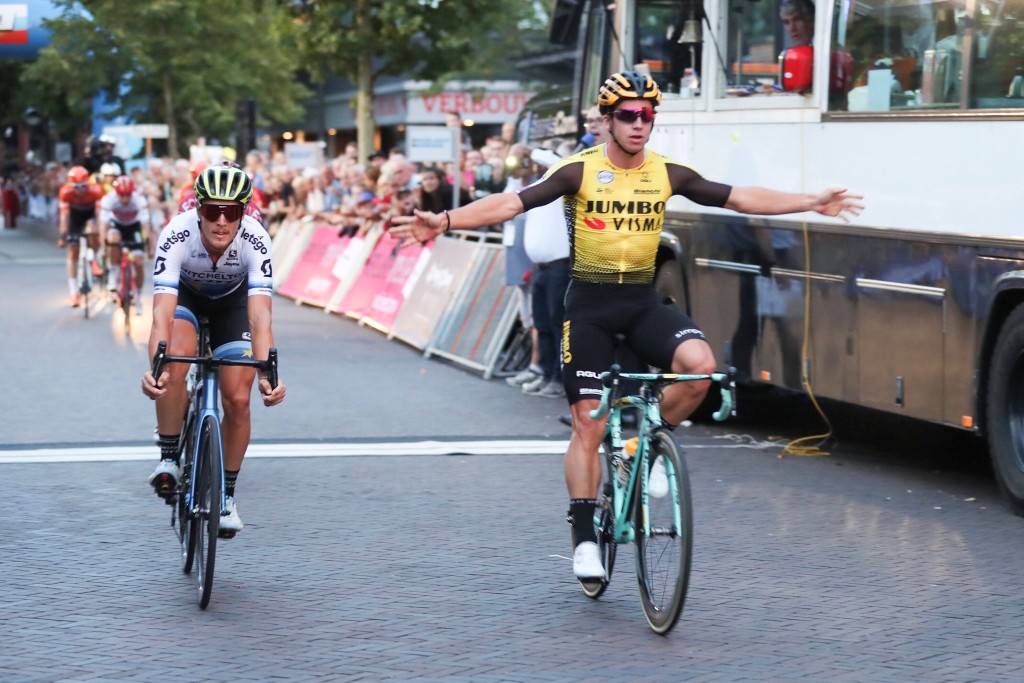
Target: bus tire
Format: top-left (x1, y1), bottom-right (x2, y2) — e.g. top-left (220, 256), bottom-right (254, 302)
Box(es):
top-left (986, 304), bottom-right (1024, 516)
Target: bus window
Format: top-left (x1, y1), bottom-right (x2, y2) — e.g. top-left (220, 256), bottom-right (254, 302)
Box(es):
top-left (970, 0), bottom-right (1024, 108)
top-left (721, 0), bottom-right (815, 97)
top-left (634, 1), bottom-right (703, 97)
top-left (830, 0), bottom-right (1024, 113)
top-left (832, 0), bottom-right (965, 112)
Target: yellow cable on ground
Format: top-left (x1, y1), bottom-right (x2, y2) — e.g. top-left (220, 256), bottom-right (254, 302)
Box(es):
top-left (781, 109), bottom-right (832, 458)
top-left (780, 219), bottom-right (832, 457)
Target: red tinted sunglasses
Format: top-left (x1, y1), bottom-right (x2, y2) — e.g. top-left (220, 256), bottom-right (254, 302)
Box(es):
top-left (198, 203), bottom-right (244, 222)
top-left (611, 108), bottom-right (656, 124)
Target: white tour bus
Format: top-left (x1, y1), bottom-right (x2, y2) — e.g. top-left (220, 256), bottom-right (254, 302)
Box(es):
top-left (534, 0), bottom-right (1024, 513)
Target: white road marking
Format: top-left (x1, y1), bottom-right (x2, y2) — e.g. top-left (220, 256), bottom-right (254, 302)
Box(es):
top-left (0, 440), bottom-right (572, 464)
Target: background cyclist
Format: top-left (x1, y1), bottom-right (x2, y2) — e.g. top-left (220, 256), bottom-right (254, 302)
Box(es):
top-left (99, 175), bottom-right (149, 313)
top-left (140, 164), bottom-right (286, 536)
top-left (391, 71), bottom-right (863, 582)
top-left (57, 165), bottom-right (105, 307)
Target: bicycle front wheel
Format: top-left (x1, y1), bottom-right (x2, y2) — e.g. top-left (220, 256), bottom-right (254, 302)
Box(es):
top-left (194, 415), bottom-right (222, 609)
top-left (177, 415), bottom-right (198, 574)
top-left (634, 428), bottom-right (693, 635)
top-left (78, 252), bottom-right (91, 319)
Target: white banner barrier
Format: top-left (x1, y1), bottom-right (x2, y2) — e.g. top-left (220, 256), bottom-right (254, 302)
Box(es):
top-left (425, 239), bottom-right (520, 379)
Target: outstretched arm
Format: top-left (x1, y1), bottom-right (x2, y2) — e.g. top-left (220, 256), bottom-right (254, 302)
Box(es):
top-left (725, 187), bottom-right (864, 222)
top-left (389, 192), bottom-right (526, 244)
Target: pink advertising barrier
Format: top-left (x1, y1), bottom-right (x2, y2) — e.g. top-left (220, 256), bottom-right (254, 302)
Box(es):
top-left (338, 231), bottom-right (431, 332)
top-left (276, 224), bottom-right (351, 307)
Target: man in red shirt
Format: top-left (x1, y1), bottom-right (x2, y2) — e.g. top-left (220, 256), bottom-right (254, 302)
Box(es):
top-left (57, 166), bottom-right (105, 307)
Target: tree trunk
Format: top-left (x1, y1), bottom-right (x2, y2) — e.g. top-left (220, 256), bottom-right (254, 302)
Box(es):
top-left (162, 72), bottom-right (178, 158)
top-left (355, 0), bottom-right (375, 166)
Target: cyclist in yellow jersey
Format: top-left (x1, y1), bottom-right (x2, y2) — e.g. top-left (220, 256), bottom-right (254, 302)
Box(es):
top-left (391, 71), bottom-right (864, 581)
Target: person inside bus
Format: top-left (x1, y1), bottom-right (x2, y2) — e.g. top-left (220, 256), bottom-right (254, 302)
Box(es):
top-left (777, 0), bottom-right (815, 93)
top-left (781, 0), bottom-right (814, 47)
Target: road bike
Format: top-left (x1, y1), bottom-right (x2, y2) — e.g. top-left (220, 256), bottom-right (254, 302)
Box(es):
top-left (115, 250), bottom-right (138, 333)
top-left (582, 363), bottom-right (735, 634)
top-left (151, 318), bottom-right (278, 609)
top-left (75, 234), bottom-right (98, 319)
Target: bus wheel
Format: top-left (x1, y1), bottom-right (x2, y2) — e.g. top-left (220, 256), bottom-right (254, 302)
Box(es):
top-left (986, 304), bottom-right (1024, 516)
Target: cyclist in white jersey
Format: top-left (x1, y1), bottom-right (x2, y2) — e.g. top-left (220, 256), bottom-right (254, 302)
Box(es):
top-left (100, 175), bottom-right (150, 311)
top-left (141, 165), bottom-right (286, 536)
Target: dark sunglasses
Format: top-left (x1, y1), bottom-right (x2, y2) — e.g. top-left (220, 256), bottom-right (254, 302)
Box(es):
top-left (611, 108), bottom-right (656, 124)
top-left (198, 203), bottom-right (244, 222)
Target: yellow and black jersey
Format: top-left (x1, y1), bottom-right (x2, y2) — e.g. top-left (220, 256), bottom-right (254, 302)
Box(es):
top-left (518, 144), bottom-right (731, 284)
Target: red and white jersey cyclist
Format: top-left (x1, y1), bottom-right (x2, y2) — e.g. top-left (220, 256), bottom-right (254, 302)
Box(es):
top-left (100, 175), bottom-right (150, 303)
top-left (100, 175), bottom-right (150, 229)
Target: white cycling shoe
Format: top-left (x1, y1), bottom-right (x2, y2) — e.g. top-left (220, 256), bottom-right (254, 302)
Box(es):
top-left (219, 496), bottom-right (243, 537)
top-left (648, 456), bottom-right (669, 498)
top-left (572, 542), bottom-right (606, 580)
top-left (147, 459), bottom-right (179, 498)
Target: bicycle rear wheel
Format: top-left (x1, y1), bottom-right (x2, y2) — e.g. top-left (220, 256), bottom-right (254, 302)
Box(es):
top-left (634, 428), bottom-right (693, 634)
top-left (193, 415), bottom-right (222, 609)
top-left (579, 435), bottom-right (619, 598)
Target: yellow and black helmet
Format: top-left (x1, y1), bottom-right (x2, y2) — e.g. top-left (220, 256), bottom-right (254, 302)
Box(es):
top-left (597, 71), bottom-right (663, 114)
top-left (194, 164), bottom-right (252, 205)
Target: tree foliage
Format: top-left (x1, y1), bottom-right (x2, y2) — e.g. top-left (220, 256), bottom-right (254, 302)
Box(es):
top-left (291, 0), bottom-right (548, 162)
top-left (21, 0), bottom-right (310, 156)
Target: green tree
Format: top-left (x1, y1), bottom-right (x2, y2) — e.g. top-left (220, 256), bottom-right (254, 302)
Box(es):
top-left (292, 0), bottom-right (548, 164)
top-left (21, 0), bottom-right (310, 157)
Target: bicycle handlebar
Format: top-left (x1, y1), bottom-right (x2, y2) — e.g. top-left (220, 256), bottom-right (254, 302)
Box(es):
top-left (151, 340), bottom-right (279, 389)
top-left (588, 366), bottom-right (737, 422)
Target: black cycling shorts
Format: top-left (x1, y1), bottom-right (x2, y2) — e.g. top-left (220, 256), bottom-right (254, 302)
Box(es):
top-left (174, 283), bottom-right (253, 360)
top-left (67, 207), bottom-right (96, 238)
top-left (561, 281), bottom-right (707, 404)
top-left (108, 221), bottom-right (145, 252)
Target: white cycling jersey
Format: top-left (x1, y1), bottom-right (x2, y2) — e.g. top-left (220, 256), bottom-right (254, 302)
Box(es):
top-left (99, 191), bottom-right (150, 227)
top-left (152, 209), bottom-right (274, 299)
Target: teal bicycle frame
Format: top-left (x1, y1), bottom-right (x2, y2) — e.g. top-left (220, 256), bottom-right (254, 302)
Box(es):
top-left (589, 367), bottom-right (735, 543)
top-left (581, 363), bottom-right (735, 633)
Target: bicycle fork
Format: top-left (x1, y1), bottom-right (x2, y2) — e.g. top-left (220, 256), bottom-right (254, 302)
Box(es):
top-left (176, 371), bottom-right (226, 523)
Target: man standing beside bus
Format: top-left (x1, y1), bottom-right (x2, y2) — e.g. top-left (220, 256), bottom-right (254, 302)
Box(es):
top-left (391, 71), bottom-right (863, 581)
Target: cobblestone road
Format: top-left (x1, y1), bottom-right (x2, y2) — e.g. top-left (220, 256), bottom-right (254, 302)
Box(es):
top-left (3, 225), bottom-right (1023, 682)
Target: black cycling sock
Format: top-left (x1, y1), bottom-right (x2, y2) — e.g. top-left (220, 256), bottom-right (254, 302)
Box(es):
top-left (225, 469), bottom-right (239, 498)
top-left (157, 434), bottom-right (179, 464)
top-left (568, 498), bottom-right (598, 546)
